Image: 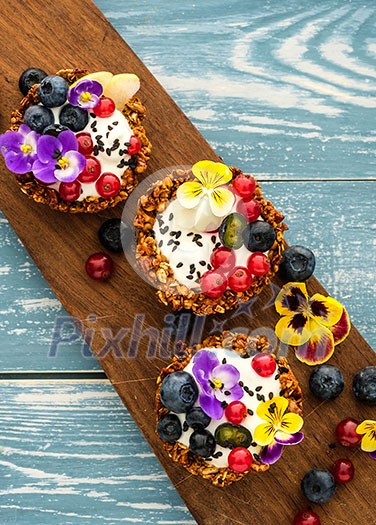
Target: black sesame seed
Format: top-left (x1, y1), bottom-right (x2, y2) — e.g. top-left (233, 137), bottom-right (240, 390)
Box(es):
top-left (106, 148), bottom-right (112, 156)
top-left (167, 239), bottom-right (174, 246)
top-left (158, 240), bottom-right (163, 248)
top-left (187, 232), bottom-right (194, 237)
top-left (247, 409), bottom-right (254, 416)
top-left (172, 245), bottom-right (178, 252)
top-left (177, 262), bottom-right (183, 268)
top-left (169, 213), bottom-right (174, 221)
top-left (183, 421), bottom-right (189, 432)
top-left (211, 235), bottom-right (216, 244)
top-left (254, 454), bottom-right (260, 461)
top-left (222, 358), bottom-right (227, 364)
top-left (251, 442), bottom-right (257, 447)
top-left (175, 231), bottom-right (181, 239)
top-left (197, 241), bottom-right (203, 247)
top-left (269, 392), bottom-right (274, 400)
top-left (221, 401), bottom-right (228, 408)
top-left (212, 451), bottom-right (223, 458)
top-left (90, 113), bottom-right (96, 118)
top-left (274, 373), bottom-right (280, 380)
top-left (113, 121), bottom-right (119, 125)
top-left (224, 391), bottom-right (231, 396)
top-left (199, 260), bottom-right (206, 266)
top-left (255, 386), bottom-right (263, 392)
top-left (279, 367), bottom-right (289, 374)
top-left (238, 381), bottom-right (244, 387)
top-left (160, 226), bottom-right (169, 235)
top-left (186, 275), bottom-right (194, 280)
top-left (108, 125), bottom-right (113, 130)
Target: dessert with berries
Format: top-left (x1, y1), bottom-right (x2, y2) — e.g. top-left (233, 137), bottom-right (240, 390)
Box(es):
top-left (0, 68), bottom-right (151, 212)
top-left (135, 160), bottom-right (286, 315)
top-left (156, 331), bottom-right (303, 486)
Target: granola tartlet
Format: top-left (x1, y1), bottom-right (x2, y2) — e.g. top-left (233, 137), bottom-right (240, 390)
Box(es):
top-left (156, 332), bottom-right (303, 487)
top-left (135, 161), bottom-right (287, 315)
top-left (0, 67), bottom-right (151, 212)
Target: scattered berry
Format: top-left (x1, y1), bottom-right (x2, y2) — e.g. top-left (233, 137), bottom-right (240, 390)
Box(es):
top-left (23, 105), bottom-right (54, 134)
top-left (189, 429), bottom-right (216, 458)
top-left (19, 67), bottom-right (47, 96)
top-left (228, 447), bottom-right (253, 473)
top-left (232, 174), bottom-right (256, 198)
top-left (332, 458), bottom-right (355, 483)
top-left (77, 156), bottom-right (101, 183)
top-left (186, 407), bottom-right (211, 430)
top-left (301, 468), bottom-right (336, 504)
top-left (58, 180), bottom-right (82, 202)
top-left (251, 353), bottom-right (277, 377)
top-left (247, 252), bottom-right (270, 276)
top-left (243, 220), bottom-right (276, 252)
top-left (98, 218), bottom-right (131, 252)
top-left (127, 135), bottom-right (142, 155)
top-left (42, 124), bottom-right (69, 136)
top-left (160, 371), bottom-right (198, 413)
top-left (352, 366), bottom-right (376, 405)
top-left (219, 212), bottom-right (247, 250)
top-left (38, 75), bottom-right (68, 107)
top-left (96, 173), bottom-right (121, 198)
top-left (85, 252), bottom-right (114, 281)
top-left (309, 364), bottom-right (345, 401)
top-left (293, 509), bottom-right (321, 525)
top-left (225, 401), bottom-right (247, 425)
top-left (279, 245), bottom-right (316, 282)
top-left (76, 132), bottom-right (94, 155)
top-left (93, 96), bottom-right (116, 118)
top-left (228, 266), bottom-right (252, 292)
top-left (210, 247), bottom-right (236, 273)
top-left (59, 103), bottom-right (89, 132)
top-left (215, 423), bottom-right (252, 449)
top-left (200, 270), bottom-right (228, 298)
top-left (335, 418), bottom-right (362, 447)
top-left (236, 198), bottom-right (261, 222)
top-left (157, 413), bottom-right (182, 442)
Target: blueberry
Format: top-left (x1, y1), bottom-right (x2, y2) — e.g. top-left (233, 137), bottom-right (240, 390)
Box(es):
top-left (186, 407), bottom-right (211, 430)
top-left (38, 75), bottom-right (68, 108)
top-left (301, 468), bottom-right (336, 504)
top-left (309, 364), bottom-right (344, 400)
top-left (59, 103), bottom-right (89, 132)
top-left (352, 366), bottom-right (376, 405)
top-left (19, 67), bottom-right (48, 96)
top-left (279, 245), bottom-right (316, 282)
top-left (42, 124), bottom-right (69, 137)
top-left (243, 220), bottom-right (276, 252)
top-left (157, 413), bottom-right (182, 442)
top-left (219, 213), bottom-right (247, 249)
top-left (98, 218), bottom-right (132, 253)
top-left (160, 371), bottom-right (198, 413)
top-left (189, 429), bottom-right (216, 457)
top-left (23, 105), bottom-right (54, 133)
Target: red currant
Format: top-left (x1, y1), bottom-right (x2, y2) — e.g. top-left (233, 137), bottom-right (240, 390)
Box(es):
top-left (127, 135), bottom-right (142, 155)
top-left (228, 447), bottom-right (253, 473)
top-left (93, 97), bottom-right (116, 118)
top-left (332, 458), bottom-right (355, 483)
top-left (232, 174), bottom-right (256, 198)
top-left (85, 252), bottom-right (114, 281)
top-left (96, 173), bottom-right (121, 198)
top-left (247, 252), bottom-right (271, 276)
top-left (237, 198), bottom-right (261, 222)
top-left (200, 270), bottom-right (227, 298)
top-left (210, 247), bottom-right (236, 273)
top-left (228, 266), bottom-right (252, 292)
top-left (335, 418), bottom-right (362, 447)
top-left (225, 401), bottom-right (248, 425)
top-left (76, 133), bottom-right (94, 156)
top-left (77, 156), bottom-right (102, 183)
top-left (58, 180), bottom-right (82, 202)
top-left (251, 353), bottom-right (277, 377)
top-left (293, 510), bottom-right (321, 525)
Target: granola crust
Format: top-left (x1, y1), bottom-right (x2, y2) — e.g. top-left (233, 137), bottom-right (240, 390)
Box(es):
top-left (155, 331), bottom-right (303, 487)
top-left (8, 68), bottom-right (152, 213)
top-left (135, 167), bottom-right (287, 315)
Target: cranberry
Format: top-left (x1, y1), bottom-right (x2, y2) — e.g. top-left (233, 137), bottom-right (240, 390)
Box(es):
top-left (232, 174), bottom-right (256, 198)
top-left (335, 418), bottom-right (362, 447)
top-left (76, 133), bottom-right (94, 156)
top-left (93, 97), bottom-right (116, 118)
top-left (77, 156), bottom-right (102, 183)
top-left (237, 198), bottom-right (261, 222)
top-left (228, 266), bottom-right (252, 292)
top-left (200, 270), bottom-right (227, 298)
top-left (332, 458), bottom-right (355, 483)
top-left (228, 447), bottom-right (253, 473)
top-left (85, 252), bottom-right (114, 281)
top-left (251, 353), bottom-right (277, 377)
top-left (293, 510), bottom-right (321, 525)
top-left (127, 135), bottom-right (142, 155)
top-left (96, 173), bottom-right (121, 198)
top-left (225, 401), bottom-right (248, 425)
top-left (210, 247), bottom-right (236, 273)
top-left (247, 252), bottom-right (271, 276)
top-left (58, 180), bottom-right (82, 202)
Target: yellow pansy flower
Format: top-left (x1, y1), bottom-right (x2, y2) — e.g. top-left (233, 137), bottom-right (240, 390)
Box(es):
top-left (356, 420), bottom-right (376, 459)
top-left (254, 396), bottom-right (303, 447)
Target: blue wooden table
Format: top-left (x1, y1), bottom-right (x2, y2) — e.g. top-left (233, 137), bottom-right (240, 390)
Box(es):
top-left (0, 1), bottom-right (375, 523)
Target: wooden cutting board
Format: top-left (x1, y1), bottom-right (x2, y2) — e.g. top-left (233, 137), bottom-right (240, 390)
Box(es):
top-left (0, 1), bottom-right (374, 523)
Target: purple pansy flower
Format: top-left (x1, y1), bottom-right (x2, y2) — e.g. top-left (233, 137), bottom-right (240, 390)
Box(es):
top-left (0, 124), bottom-right (39, 174)
top-left (32, 130), bottom-right (86, 184)
top-left (192, 350), bottom-right (244, 419)
top-left (68, 79), bottom-right (103, 109)
top-left (261, 431), bottom-right (304, 465)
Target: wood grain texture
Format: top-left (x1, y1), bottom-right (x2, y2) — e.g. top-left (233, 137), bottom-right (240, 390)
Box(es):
top-left (0, 1), bottom-right (375, 524)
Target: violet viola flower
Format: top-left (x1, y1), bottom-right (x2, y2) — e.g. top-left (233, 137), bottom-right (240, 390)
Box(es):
top-left (68, 79), bottom-right (103, 109)
top-left (32, 130), bottom-right (86, 184)
top-left (192, 350), bottom-right (244, 419)
top-left (0, 124), bottom-right (38, 174)
top-left (260, 430), bottom-right (304, 465)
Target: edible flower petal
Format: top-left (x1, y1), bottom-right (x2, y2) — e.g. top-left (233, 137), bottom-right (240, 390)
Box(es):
top-left (0, 124), bottom-right (39, 174)
top-left (68, 79), bottom-right (103, 109)
top-left (254, 396), bottom-right (303, 447)
top-left (356, 420), bottom-right (376, 458)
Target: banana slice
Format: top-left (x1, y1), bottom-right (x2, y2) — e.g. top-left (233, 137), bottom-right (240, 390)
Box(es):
top-left (103, 74), bottom-right (140, 109)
